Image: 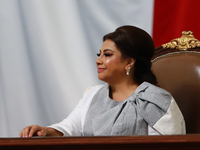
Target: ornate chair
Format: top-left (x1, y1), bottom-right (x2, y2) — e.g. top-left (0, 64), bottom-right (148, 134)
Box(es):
top-left (151, 31), bottom-right (200, 134)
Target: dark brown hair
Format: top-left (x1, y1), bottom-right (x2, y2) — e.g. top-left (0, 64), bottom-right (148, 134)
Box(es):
top-left (103, 25), bottom-right (157, 85)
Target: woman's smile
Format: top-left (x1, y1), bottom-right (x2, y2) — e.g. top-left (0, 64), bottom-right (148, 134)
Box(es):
top-left (97, 67), bottom-right (106, 73)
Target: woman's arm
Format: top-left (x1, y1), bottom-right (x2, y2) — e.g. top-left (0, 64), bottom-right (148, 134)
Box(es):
top-left (20, 85), bottom-right (103, 137)
top-left (19, 125), bottom-right (63, 137)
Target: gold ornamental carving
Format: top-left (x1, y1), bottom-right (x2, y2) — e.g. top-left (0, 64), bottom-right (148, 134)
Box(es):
top-left (162, 31), bottom-right (200, 50)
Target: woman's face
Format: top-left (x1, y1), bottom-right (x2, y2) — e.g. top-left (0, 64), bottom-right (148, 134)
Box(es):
top-left (96, 39), bottom-right (128, 83)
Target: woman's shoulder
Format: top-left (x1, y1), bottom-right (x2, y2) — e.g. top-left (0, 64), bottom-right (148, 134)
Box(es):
top-left (84, 84), bottom-right (105, 93)
top-left (140, 82), bottom-right (171, 95)
top-left (82, 84), bottom-right (106, 98)
top-left (78, 84), bottom-right (106, 107)
top-left (137, 82), bottom-right (173, 105)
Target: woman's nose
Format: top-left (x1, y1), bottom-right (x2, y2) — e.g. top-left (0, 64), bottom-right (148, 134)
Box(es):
top-left (96, 56), bottom-right (102, 66)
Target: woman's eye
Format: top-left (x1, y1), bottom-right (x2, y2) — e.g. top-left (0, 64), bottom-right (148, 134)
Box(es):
top-left (104, 53), bottom-right (112, 57)
top-left (97, 53), bottom-right (112, 57)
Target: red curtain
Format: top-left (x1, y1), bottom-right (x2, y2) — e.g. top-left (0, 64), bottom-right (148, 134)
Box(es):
top-left (153, 0), bottom-right (200, 47)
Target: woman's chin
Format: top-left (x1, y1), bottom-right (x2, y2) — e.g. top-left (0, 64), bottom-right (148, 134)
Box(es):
top-left (98, 76), bottom-right (111, 84)
top-left (98, 75), bottom-right (106, 82)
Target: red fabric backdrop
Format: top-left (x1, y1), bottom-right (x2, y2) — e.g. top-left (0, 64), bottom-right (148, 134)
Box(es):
top-left (153, 0), bottom-right (200, 47)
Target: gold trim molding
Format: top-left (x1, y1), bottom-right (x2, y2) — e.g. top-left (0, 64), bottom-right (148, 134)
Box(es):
top-left (162, 31), bottom-right (200, 50)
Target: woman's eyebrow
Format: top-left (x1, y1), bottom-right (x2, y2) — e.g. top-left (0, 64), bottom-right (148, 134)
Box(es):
top-left (103, 49), bottom-right (114, 52)
top-left (99, 49), bottom-right (114, 53)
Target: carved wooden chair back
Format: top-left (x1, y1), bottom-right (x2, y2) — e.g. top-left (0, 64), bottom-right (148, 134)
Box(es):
top-left (151, 31), bottom-right (200, 134)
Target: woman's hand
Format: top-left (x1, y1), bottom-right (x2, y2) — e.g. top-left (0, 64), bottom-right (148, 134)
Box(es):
top-left (20, 125), bottom-right (47, 137)
top-left (20, 125), bottom-right (64, 137)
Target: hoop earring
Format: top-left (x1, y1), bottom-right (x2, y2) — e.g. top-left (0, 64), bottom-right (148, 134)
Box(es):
top-left (126, 68), bottom-right (130, 75)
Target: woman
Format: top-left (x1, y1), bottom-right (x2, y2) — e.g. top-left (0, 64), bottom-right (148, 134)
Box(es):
top-left (20, 25), bottom-right (185, 137)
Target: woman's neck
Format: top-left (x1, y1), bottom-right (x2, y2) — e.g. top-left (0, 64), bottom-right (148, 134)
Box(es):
top-left (109, 81), bottom-right (139, 102)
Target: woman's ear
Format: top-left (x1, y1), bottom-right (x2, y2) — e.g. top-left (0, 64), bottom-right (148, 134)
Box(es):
top-left (126, 58), bottom-right (135, 68)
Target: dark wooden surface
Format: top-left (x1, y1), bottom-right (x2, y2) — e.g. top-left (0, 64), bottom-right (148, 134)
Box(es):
top-left (1, 134), bottom-right (200, 150)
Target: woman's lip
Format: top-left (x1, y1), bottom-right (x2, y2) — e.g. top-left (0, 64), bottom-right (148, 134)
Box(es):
top-left (97, 68), bottom-right (106, 73)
